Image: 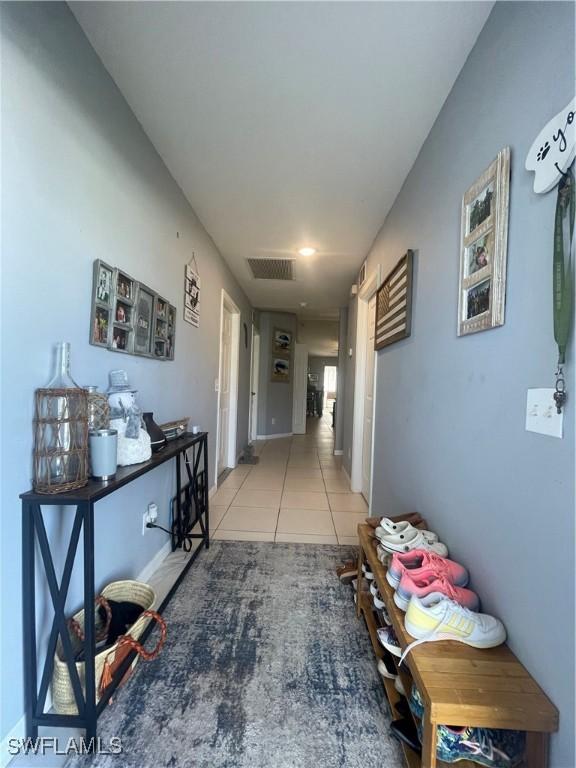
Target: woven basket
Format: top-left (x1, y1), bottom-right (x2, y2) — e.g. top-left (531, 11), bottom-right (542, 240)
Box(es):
top-left (52, 580), bottom-right (156, 714)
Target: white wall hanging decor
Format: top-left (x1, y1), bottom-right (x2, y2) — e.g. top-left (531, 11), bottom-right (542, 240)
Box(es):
top-left (526, 98), bottom-right (575, 194)
top-left (184, 253), bottom-right (200, 327)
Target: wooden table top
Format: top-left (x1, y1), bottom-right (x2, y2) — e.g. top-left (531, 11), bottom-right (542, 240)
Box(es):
top-left (357, 524), bottom-right (558, 732)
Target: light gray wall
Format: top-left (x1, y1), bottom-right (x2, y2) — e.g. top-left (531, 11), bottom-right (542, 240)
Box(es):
top-left (0, 2), bottom-right (252, 744)
top-left (359, 3), bottom-right (574, 765)
top-left (334, 307), bottom-right (348, 453)
top-left (256, 312), bottom-right (297, 436)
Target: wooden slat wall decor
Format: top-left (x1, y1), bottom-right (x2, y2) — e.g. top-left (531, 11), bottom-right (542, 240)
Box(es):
top-left (375, 250), bottom-right (414, 350)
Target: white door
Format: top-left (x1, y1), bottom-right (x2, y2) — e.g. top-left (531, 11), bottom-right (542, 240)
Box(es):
top-left (218, 306), bottom-right (232, 475)
top-left (292, 343), bottom-right (308, 434)
top-left (249, 331), bottom-right (260, 441)
top-left (361, 295), bottom-right (376, 500)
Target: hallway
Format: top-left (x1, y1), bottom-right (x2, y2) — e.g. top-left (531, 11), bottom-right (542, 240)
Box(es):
top-left (210, 413), bottom-right (367, 545)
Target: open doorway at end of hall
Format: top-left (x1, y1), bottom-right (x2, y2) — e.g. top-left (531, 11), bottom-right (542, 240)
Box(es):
top-left (307, 360), bottom-right (338, 430)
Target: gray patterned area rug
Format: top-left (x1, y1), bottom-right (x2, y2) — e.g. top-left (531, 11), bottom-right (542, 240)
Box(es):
top-left (66, 542), bottom-right (402, 768)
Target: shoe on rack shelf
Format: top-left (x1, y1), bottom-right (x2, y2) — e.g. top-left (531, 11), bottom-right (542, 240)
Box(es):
top-left (401, 594), bottom-right (506, 664)
top-left (433, 725), bottom-right (525, 767)
top-left (376, 521), bottom-right (438, 545)
top-left (361, 562), bottom-right (374, 580)
top-left (387, 550), bottom-right (469, 590)
top-left (394, 571), bottom-right (480, 612)
top-left (409, 683), bottom-right (425, 720)
top-left (377, 626), bottom-right (402, 658)
top-left (376, 545), bottom-right (391, 567)
top-left (377, 654), bottom-right (398, 680)
top-left (390, 717), bottom-right (422, 755)
top-left (336, 559), bottom-right (357, 584)
top-left (394, 697), bottom-right (411, 721)
top-left (394, 675), bottom-right (407, 697)
top-left (376, 528), bottom-right (449, 557)
top-left (376, 606), bottom-right (392, 626)
top-left (365, 512), bottom-right (424, 530)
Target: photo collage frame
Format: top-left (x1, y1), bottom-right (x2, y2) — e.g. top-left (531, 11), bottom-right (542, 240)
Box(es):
top-left (458, 147), bottom-right (510, 336)
top-left (90, 259), bottom-right (176, 360)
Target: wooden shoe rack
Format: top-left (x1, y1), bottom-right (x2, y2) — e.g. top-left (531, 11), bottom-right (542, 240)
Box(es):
top-left (356, 524), bottom-right (558, 768)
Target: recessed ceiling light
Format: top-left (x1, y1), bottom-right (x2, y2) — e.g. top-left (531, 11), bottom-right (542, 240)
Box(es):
top-left (298, 247), bottom-right (316, 257)
top-left (300, 301), bottom-right (307, 307)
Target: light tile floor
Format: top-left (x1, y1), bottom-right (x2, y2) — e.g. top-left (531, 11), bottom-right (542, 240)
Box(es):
top-left (212, 413), bottom-right (368, 545)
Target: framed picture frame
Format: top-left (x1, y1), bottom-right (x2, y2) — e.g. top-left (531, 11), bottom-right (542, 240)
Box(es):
top-left (153, 295), bottom-right (169, 359)
top-left (271, 354), bottom-right (291, 383)
top-left (90, 260), bottom-right (114, 348)
top-left (458, 147), bottom-right (510, 336)
top-left (184, 262), bottom-right (200, 327)
top-left (110, 325), bottom-right (133, 354)
top-left (89, 260), bottom-right (176, 360)
top-left (166, 304), bottom-right (176, 360)
top-left (374, 250), bottom-right (414, 350)
top-left (272, 328), bottom-right (292, 353)
top-left (115, 270), bottom-right (135, 304)
top-left (133, 283), bottom-right (155, 356)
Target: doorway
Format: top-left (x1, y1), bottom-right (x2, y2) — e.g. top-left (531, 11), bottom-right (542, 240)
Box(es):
top-left (216, 290), bottom-right (241, 477)
top-left (323, 365), bottom-right (337, 428)
top-left (350, 267), bottom-right (380, 505)
top-left (249, 327), bottom-right (260, 442)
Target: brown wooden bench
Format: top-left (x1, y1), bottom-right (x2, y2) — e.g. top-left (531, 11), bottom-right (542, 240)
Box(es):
top-left (356, 523), bottom-right (558, 768)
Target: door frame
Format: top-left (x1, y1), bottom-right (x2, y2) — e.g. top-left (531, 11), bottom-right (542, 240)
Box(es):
top-left (292, 343), bottom-right (308, 434)
top-left (350, 267), bottom-right (381, 504)
top-left (249, 325), bottom-right (260, 442)
top-left (215, 289), bottom-right (241, 478)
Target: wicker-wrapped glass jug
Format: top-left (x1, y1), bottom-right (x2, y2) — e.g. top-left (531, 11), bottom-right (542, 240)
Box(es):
top-left (84, 385), bottom-right (110, 431)
top-left (33, 343), bottom-right (89, 493)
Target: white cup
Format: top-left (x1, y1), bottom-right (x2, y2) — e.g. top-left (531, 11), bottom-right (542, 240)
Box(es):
top-left (192, 425), bottom-right (201, 434)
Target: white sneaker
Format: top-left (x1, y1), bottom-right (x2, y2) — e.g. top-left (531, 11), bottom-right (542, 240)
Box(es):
top-left (401, 593), bottom-right (506, 664)
top-left (377, 626), bottom-right (402, 658)
top-left (377, 657), bottom-right (397, 680)
top-left (377, 528), bottom-right (448, 557)
top-left (362, 562), bottom-right (374, 580)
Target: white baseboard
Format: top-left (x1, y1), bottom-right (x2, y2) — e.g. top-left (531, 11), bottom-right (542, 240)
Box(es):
top-left (333, 449), bottom-right (343, 456)
top-left (256, 432), bottom-right (293, 440)
top-left (137, 540), bottom-right (172, 584)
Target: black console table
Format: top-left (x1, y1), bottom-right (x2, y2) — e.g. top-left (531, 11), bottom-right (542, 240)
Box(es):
top-left (20, 432), bottom-right (209, 742)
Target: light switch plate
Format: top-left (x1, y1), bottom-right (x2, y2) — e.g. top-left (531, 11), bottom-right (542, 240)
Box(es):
top-left (526, 388), bottom-right (563, 438)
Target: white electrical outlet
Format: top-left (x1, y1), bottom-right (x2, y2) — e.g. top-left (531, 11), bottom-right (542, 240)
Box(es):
top-left (271, 417), bottom-right (276, 425)
top-left (148, 503), bottom-right (158, 523)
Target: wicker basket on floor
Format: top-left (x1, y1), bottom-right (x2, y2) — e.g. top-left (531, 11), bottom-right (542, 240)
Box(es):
top-left (52, 580), bottom-right (156, 714)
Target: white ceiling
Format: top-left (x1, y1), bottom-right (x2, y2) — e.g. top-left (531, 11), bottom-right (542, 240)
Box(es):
top-left (72, 1), bottom-right (492, 315)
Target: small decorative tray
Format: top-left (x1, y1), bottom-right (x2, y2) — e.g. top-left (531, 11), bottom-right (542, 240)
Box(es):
top-left (159, 417), bottom-right (190, 442)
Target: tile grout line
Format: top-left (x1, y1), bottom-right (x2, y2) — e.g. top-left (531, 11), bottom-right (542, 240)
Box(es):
top-left (273, 448), bottom-right (288, 542)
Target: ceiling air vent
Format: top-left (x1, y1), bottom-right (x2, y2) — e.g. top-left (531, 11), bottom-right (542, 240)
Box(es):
top-left (247, 258), bottom-right (295, 281)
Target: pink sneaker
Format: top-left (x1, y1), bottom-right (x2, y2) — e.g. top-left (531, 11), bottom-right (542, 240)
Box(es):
top-left (394, 571), bottom-right (480, 612)
top-left (386, 550), bottom-right (469, 590)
